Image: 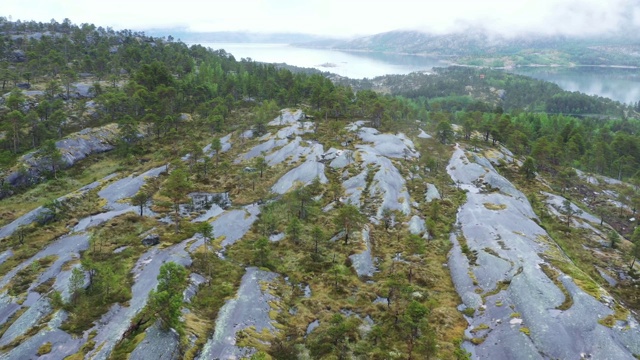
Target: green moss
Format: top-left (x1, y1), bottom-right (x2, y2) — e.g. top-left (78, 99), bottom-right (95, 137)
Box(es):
top-left (519, 327), bottom-right (531, 336)
top-left (483, 202), bottom-right (507, 210)
top-left (37, 342), bottom-right (52, 355)
top-left (8, 255), bottom-right (58, 297)
top-left (482, 280), bottom-right (510, 300)
top-left (540, 263), bottom-right (573, 310)
top-left (462, 307), bottom-right (476, 317)
top-left (598, 303), bottom-right (629, 328)
top-left (458, 234), bottom-right (478, 266)
top-left (483, 247), bottom-right (500, 258)
top-left (470, 323), bottom-right (489, 334)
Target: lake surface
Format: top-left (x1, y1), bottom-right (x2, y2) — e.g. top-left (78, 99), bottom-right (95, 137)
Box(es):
top-left (193, 42), bottom-right (640, 104)
top-left (509, 66), bottom-right (640, 105)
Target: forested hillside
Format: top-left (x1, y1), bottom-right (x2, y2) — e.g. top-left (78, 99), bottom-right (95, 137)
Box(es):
top-left (0, 17), bottom-right (639, 360)
top-left (298, 29), bottom-right (640, 67)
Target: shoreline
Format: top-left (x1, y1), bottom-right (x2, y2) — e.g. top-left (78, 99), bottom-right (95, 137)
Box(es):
top-left (294, 45), bottom-right (640, 70)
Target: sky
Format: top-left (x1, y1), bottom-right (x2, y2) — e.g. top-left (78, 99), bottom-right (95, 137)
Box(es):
top-left (3, 0), bottom-right (640, 38)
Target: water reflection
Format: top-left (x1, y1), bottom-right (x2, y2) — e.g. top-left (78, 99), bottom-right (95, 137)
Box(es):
top-left (192, 42), bottom-right (447, 79)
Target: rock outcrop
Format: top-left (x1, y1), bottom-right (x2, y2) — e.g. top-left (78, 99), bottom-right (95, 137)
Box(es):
top-left (447, 145), bottom-right (640, 359)
top-left (141, 234), bottom-right (160, 246)
top-left (1, 124), bottom-right (122, 198)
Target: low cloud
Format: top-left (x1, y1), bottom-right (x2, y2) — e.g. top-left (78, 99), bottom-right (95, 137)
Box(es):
top-left (407, 0), bottom-right (639, 37)
top-left (3, 0), bottom-right (640, 38)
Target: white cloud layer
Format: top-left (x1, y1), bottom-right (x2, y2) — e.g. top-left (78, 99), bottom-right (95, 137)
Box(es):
top-left (3, 0), bottom-right (640, 37)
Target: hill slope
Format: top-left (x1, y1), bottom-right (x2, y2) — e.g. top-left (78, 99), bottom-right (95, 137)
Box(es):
top-left (299, 29), bottom-right (640, 67)
top-left (1, 18), bottom-right (640, 360)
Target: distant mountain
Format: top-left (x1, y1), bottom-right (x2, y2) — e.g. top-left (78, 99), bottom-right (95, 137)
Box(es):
top-left (297, 30), bottom-right (640, 66)
top-left (144, 29), bottom-right (336, 44)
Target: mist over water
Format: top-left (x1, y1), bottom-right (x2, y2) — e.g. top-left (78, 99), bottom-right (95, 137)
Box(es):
top-left (195, 42), bottom-right (640, 104)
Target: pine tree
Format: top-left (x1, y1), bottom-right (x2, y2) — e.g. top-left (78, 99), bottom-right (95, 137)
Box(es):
top-left (521, 156), bottom-right (537, 181)
top-left (68, 267), bottom-right (85, 304)
top-left (162, 166), bottom-right (193, 232)
top-left (40, 139), bottom-right (64, 179)
top-left (149, 262), bottom-right (188, 332)
top-left (211, 137), bottom-right (222, 166)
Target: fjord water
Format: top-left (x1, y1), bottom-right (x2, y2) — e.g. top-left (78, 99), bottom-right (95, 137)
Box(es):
top-left (191, 42), bottom-right (451, 78)
top-left (194, 42), bottom-right (640, 104)
top-left (510, 66), bottom-right (640, 105)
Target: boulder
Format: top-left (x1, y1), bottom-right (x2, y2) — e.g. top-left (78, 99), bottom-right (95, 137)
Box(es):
top-left (10, 50), bottom-right (26, 63)
top-left (71, 83), bottom-right (93, 98)
top-left (141, 234), bottom-right (160, 246)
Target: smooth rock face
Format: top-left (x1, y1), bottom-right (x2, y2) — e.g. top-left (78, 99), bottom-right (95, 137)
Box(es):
top-left (184, 273), bottom-right (206, 303)
top-left (3, 124), bottom-right (122, 193)
top-left (407, 215), bottom-right (426, 235)
top-left (329, 149), bottom-right (354, 169)
top-left (234, 108), bottom-right (328, 195)
top-left (203, 133), bottom-right (232, 157)
top-left (70, 83), bottom-right (94, 98)
top-left (335, 124), bottom-right (416, 218)
top-left (576, 169), bottom-right (599, 185)
top-left (349, 226), bottom-right (376, 277)
top-left (74, 207), bottom-right (137, 232)
top-left (342, 170), bottom-right (367, 208)
top-left (268, 109), bottom-right (305, 125)
top-left (269, 232), bottom-right (285, 242)
top-left (357, 127), bottom-right (418, 159)
top-left (0, 174), bottom-right (115, 239)
top-left (271, 158), bottom-right (328, 194)
top-left (0, 250), bottom-right (12, 266)
top-left (266, 137), bottom-right (321, 166)
top-left (86, 237), bottom-right (194, 360)
top-left (198, 267), bottom-right (280, 360)
top-left (237, 138), bottom-right (288, 162)
top-left (0, 296), bottom-right (51, 347)
top-left (275, 121), bottom-right (314, 140)
top-left (447, 146), bottom-right (640, 359)
top-left (306, 319), bottom-right (320, 335)
top-left (130, 322), bottom-right (180, 360)
top-left (0, 310), bottom-right (83, 360)
top-left (98, 165), bottom-right (167, 209)
top-left (214, 205), bottom-right (261, 248)
top-left (0, 206), bottom-right (49, 240)
top-left (0, 232), bottom-right (89, 353)
top-left (542, 191), bottom-right (600, 224)
top-left (356, 146), bottom-right (412, 218)
top-left (418, 129), bottom-right (432, 139)
top-left (0, 233), bottom-right (90, 291)
top-left (425, 183), bottom-right (441, 202)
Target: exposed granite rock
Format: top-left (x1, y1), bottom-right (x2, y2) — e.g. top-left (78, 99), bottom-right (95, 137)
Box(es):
top-left (349, 226), bottom-right (376, 277)
top-left (197, 268), bottom-right (280, 359)
top-left (130, 322), bottom-right (180, 360)
top-left (447, 145), bottom-right (640, 359)
top-left (1, 124), bottom-right (122, 197)
top-left (268, 109), bottom-right (305, 125)
top-left (425, 183), bottom-right (441, 202)
top-left (407, 215), bottom-right (426, 235)
top-left (141, 234), bottom-right (160, 246)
